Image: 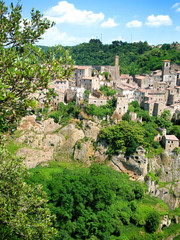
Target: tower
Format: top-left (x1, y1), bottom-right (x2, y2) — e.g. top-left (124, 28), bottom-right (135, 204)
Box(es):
top-left (114, 55), bottom-right (119, 67)
top-left (162, 60), bottom-right (170, 76)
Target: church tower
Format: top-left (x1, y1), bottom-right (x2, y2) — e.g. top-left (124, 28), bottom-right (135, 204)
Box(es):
top-left (114, 55), bottom-right (119, 66)
top-left (162, 60), bottom-right (170, 76)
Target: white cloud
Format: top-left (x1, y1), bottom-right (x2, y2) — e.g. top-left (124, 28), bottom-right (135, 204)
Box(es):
top-left (38, 26), bottom-right (67, 46)
top-left (38, 26), bottom-right (90, 46)
top-left (44, 1), bottom-right (104, 25)
top-left (175, 26), bottom-right (180, 31)
top-left (172, 2), bottom-right (179, 8)
top-left (126, 20), bottom-right (142, 28)
top-left (101, 18), bottom-right (118, 28)
top-left (176, 7), bottom-right (180, 11)
top-left (145, 14), bottom-right (172, 27)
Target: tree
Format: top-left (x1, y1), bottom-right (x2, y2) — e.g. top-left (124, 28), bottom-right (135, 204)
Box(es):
top-left (0, 1), bottom-right (74, 238)
top-left (0, 1), bottom-right (74, 134)
top-left (145, 212), bottom-right (160, 233)
top-left (0, 148), bottom-right (56, 239)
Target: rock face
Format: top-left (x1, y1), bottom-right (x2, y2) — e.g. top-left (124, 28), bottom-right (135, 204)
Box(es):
top-left (83, 120), bottom-right (100, 141)
top-left (74, 140), bottom-right (94, 165)
top-left (14, 115), bottom-right (180, 210)
top-left (16, 116), bottom-right (84, 168)
top-left (146, 152), bottom-right (180, 210)
top-left (111, 146), bottom-right (148, 181)
top-left (16, 148), bottom-right (53, 168)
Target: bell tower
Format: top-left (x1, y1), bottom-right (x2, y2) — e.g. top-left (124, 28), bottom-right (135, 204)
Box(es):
top-left (162, 60), bottom-right (170, 76)
top-left (114, 55), bottom-right (119, 66)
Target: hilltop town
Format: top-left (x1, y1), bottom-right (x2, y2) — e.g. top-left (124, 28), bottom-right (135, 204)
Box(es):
top-left (35, 56), bottom-right (180, 152)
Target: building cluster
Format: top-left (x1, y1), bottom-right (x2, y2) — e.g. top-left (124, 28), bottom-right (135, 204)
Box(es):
top-left (35, 56), bottom-right (180, 151)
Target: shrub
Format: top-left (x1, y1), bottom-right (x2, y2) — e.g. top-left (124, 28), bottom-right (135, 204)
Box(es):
top-left (145, 212), bottom-right (160, 233)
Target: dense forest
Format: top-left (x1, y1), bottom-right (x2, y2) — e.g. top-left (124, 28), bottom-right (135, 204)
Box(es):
top-left (27, 163), bottom-right (179, 240)
top-left (39, 40), bottom-right (180, 74)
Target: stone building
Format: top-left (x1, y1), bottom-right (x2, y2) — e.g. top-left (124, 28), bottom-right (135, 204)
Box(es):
top-left (135, 75), bottom-right (149, 88)
top-left (53, 89), bottom-right (65, 108)
top-left (162, 135), bottom-right (179, 152)
top-left (88, 94), bottom-right (107, 107)
top-left (115, 96), bottom-right (129, 116)
top-left (80, 76), bottom-right (100, 91)
top-left (71, 66), bottom-right (92, 87)
top-left (119, 74), bottom-right (133, 83)
top-left (93, 55), bottom-right (120, 83)
top-left (162, 60), bottom-right (177, 86)
top-left (53, 79), bottom-right (69, 92)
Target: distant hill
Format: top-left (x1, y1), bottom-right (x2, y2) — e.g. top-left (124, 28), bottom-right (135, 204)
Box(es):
top-left (39, 40), bottom-right (180, 74)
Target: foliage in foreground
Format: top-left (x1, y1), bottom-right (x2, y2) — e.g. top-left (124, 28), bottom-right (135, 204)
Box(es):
top-left (0, 0), bottom-right (74, 135)
top-left (0, 147), bottom-right (56, 239)
top-left (27, 164), bottom-right (169, 240)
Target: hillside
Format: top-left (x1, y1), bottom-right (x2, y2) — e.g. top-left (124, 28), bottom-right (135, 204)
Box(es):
top-left (5, 107), bottom-right (180, 239)
top-left (39, 40), bottom-right (180, 74)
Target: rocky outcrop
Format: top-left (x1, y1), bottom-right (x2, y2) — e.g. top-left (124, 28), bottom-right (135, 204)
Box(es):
top-left (146, 152), bottom-right (180, 210)
top-left (83, 120), bottom-right (100, 141)
top-left (16, 147), bottom-right (53, 168)
top-left (111, 147), bottom-right (148, 181)
top-left (74, 140), bottom-right (94, 165)
top-left (14, 115), bottom-right (180, 210)
top-left (15, 116), bottom-right (84, 168)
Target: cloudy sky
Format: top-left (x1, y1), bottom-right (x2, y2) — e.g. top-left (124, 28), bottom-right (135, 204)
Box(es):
top-left (5, 0), bottom-right (180, 46)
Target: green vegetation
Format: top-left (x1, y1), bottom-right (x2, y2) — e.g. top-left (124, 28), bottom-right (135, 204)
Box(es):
top-left (104, 101), bottom-right (180, 156)
top-left (85, 98), bottom-right (116, 118)
top-left (48, 102), bottom-right (80, 124)
top-left (0, 1), bottom-right (74, 239)
top-left (40, 40), bottom-right (180, 74)
top-left (27, 163), bottom-right (172, 240)
top-left (99, 85), bottom-right (117, 96)
top-left (0, 1), bottom-right (74, 136)
top-left (0, 148), bottom-right (56, 239)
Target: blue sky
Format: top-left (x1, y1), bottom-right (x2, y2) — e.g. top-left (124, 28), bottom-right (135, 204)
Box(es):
top-left (4, 0), bottom-right (180, 46)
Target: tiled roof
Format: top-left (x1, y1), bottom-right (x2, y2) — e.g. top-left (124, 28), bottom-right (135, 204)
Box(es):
top-left (165, 135), bottom-right (179, 141)
top-left (74, 65), bottom-right (91, 70)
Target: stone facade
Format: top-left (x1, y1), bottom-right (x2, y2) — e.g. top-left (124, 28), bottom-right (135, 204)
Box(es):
top-left (80, 76), bottom-right (100, 91)
top-left (162, 135), bottom-right (179, 152)
top-left (116, 96), bottom-right (129, 116)
top-left (88, 94), bottom-right (107, 107)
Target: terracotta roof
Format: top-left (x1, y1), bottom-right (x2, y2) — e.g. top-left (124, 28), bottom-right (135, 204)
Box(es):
top-left (163, 59), bottom-right (170, 62)
top-left (165, 135), bottom-right (179, 141)
top-left (117, 85), bottom-right (130, 90)
top-left (55, 89), bottom-right (65, 93)
top-left (74, 65), bottom-right (91, 70)
top-left (120, 74), bottom-right (132, 78)
top-left (48, 85), bottom-right (55, 89)
top-left (122, 83), bottom-right (138, 89)
top-left (135, 75), bottom-right (147, 80)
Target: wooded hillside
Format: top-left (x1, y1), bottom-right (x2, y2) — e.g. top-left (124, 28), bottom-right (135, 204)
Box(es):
top-left (39, 40), bottom-right (180, 74)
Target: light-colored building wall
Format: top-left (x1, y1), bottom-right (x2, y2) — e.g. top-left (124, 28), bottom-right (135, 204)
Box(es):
top-left (162, 135), bottom-right (179, 152)
top-left (135, 75), bottom-right (149, 88)
top-left (53, 89), bottom-right (65, 108)
top-left (53, 79), bottom-right (69, 92)
top-left (71, 66), bottom-right (92, 87)
top-left (80, 77), bottom-right (100, 91)
top-left (88, 94), bottom-right (107, 107)
top-left (116, 96), bottom-right (129, 115)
